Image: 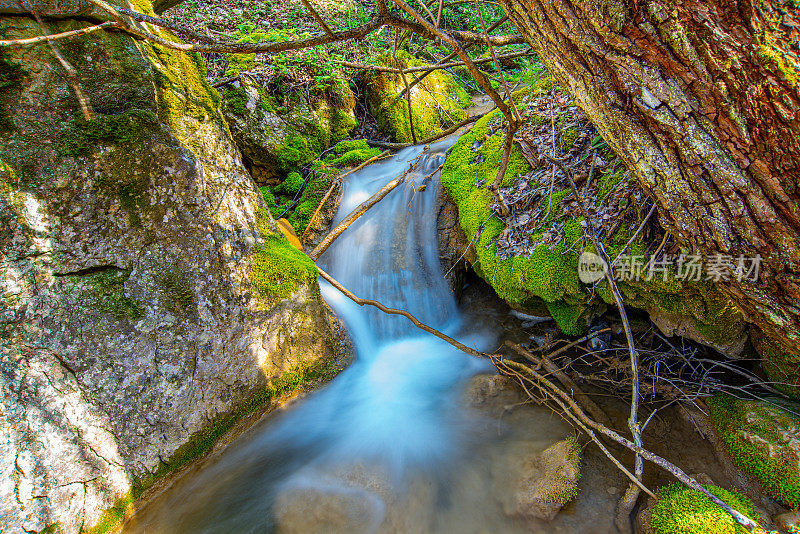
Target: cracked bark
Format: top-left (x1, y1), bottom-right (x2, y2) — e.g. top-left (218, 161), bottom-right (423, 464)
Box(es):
top-left (499, 0), bottom-right (800, 386)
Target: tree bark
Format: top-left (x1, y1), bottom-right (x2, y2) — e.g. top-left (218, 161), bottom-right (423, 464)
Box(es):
top-left (499, 0), bottom-right (800, 389)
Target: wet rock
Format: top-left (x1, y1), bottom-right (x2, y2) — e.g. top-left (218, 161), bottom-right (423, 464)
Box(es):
top-left (504, 437), bottom-right (582, 521)
top-left (274, 465), bottom-right (435, 534)
top-left (464, 373), bottom-right (514, 407)
top-left (274, 476), bottom-right (386, 534)
top-left (774, 511), bottom-right (800, 532)
top-left (0, 13), bottom-right (345, 534)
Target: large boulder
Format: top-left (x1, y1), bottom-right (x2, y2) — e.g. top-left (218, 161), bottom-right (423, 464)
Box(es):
top-left (0, 12), bottom-right (344, 534)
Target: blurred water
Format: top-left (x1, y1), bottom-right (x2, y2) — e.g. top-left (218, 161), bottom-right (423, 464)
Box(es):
top-left (123, 138), bottom-right (502, 533)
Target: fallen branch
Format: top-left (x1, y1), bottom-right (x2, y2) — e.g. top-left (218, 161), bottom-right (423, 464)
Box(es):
top-left (498, 358), bottom-right (654, 500)
top-left (366, 114), bottom-right (481, 149)
top-left (317, 267), bottom-right (482, 357)
top-left (21, 0), bottom-right (94, 120)
top-left (545, 152), bottom-right (644, 529)
top-left (494, 357), bottom-right (762, 532)
top-left (337, 49), bottom-right (531, 74)
top-left (310, 169), bottom-right (407, 260)
top-left (301, 150), bottom-right (392, 241)
top-left (0, 21), bottom-right (118, 48)
top-left (506, 339), bottom-right (613, 427)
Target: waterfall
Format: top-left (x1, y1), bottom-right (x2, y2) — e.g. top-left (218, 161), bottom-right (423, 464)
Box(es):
top-left (124, 138), bottom-right (497, 533)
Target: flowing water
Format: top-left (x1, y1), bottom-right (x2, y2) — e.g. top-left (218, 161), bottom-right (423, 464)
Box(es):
top-left (123, 139), bottom-right (629, 534)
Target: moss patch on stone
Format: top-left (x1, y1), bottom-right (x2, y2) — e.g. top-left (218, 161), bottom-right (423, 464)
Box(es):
top-left (87, 269), bottom-right (145, 321)
top-left (650, 483), bottom-right (757, 534)
top-left (249, 227), bottom-right (319, 301)
top-left (327, 139), bottom-right (383, 167)
top-left (708, 395), bottom-right (800, 508)
top-left (62, 110), bottom-right (160, 157)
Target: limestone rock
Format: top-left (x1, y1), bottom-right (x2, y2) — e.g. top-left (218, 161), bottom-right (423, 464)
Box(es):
top-left (0, 13), bottom-right (343, 534)
top-left (504, 437), bottom-right (581, 521)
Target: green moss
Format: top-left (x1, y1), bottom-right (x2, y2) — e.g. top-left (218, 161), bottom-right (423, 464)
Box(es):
top-left (250, 229), bottom-right (319, 300)
top-left (651, 484), bottom-right (757, 534)
top-left (278, 171), bottom-right (304, 194)
top-left (62, 110), bottom-right (159, 157)
top-left (85, 269), bottom-right (145, 321)
top-left (441, 106), bottom-right (596, 334)
top-left (708, 395), bottom-right (800, 508)
top-left (276, 134), bottom-right (321, 172)
top-left (85, 356), bottom-right (341, 534)
top-left (222, 86), bottom-right (249, 116)
top-left (0, 52), bottom-right (25, 130)
top-left (366, 52), bottom-right (471, 143)
top-left (286, 166), bottom-right (337, 234)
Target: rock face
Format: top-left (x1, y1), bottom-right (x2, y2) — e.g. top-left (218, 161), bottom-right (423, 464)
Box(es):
top-left (222, 75), bottom-right (357, 183)
top-left (0, 12), bottom-right (342, 534)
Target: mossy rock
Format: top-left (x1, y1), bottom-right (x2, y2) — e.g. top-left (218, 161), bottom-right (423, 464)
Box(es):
top-left (650, 484), bottom-right (758, 534)
top-left (364, 51), bottom-right (471, 143)
top-left (222, 76), bottom-right (357, 176)
top-left (708, 395), bottom-right (800, 509)
top-left (440, 86), bottom-right (749, 349)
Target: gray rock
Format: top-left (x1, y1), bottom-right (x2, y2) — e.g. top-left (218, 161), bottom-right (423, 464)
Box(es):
top-left (0, 14), bottom-right (343, 534)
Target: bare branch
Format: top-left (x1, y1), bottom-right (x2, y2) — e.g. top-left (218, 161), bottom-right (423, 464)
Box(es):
top-left (337, 49), bottom-right (531, 73)
top-left (366, 114), bottom-right (482, 149)
top-left (390, 15), bottom-right (509, 106)
top-left (495, 357), bottom-right (762, 532)
top-left (20, 0), bottom-right (94, 120)
top-left (310, 170), bottom-right (406, 260)
top-left (0, 21), bottom-right (118, 48)
top-left (506, 340), bottom-right (613, 427)
top-left (299, 0), bottom-right (336, 37)
top-left (318, 267), bottom-right (483, 357)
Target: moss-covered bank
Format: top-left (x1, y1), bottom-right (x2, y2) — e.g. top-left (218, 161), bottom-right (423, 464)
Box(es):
top-left (440, 83), bottom-right (748, 354)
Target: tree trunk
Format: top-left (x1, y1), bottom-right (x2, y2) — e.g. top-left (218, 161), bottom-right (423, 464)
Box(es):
top-left (500, 0), bottom-right (800, 390)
